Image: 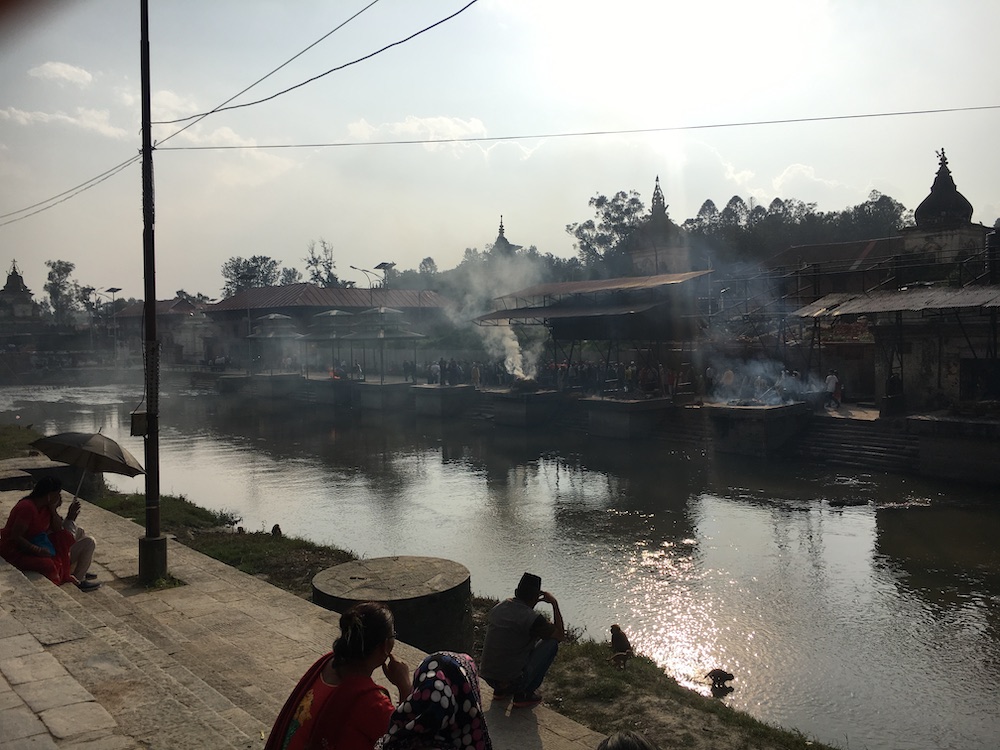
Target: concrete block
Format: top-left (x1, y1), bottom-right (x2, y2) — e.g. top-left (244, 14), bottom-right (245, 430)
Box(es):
top-left (0, 704), bottom-right (49, 742)
top-left (39, 701), bottom-right (116, 739)
top-left (15, 674), bottom-right (95, 713)
top-left (0, 633), bottom-right (44, 663)
top-left (4, 652), bottom-right (69, 689)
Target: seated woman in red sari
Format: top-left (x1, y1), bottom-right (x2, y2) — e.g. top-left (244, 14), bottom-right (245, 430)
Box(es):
top-left (266, 601), bottom-right (412, 750)
top-left (0, 477), bottom-right (78, 586)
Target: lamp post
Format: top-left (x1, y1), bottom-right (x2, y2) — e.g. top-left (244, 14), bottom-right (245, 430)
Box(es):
top-left (105, 287), bottom-right (121, 368)
top-left (350, 265), bottom-right (377, 307)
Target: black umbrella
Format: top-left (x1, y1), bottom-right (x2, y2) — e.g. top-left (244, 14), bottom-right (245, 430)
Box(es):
top-left (31, 432), bottom-right (145, 497)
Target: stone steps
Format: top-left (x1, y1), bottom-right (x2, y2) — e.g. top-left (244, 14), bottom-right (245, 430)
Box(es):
top-left (792, 418), bottom-right (919, 473)
top-left (6, 567), bottom-right (268, 749)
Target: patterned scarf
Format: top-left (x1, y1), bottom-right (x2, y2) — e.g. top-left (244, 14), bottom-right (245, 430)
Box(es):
top-left (377, 651), bottom-right (492, 750)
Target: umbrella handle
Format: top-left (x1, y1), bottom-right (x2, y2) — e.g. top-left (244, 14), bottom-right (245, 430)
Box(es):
top-left (73, 471), bottom-right (87, 500)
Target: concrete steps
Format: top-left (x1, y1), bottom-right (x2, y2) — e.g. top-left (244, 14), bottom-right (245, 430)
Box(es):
top-left (792, 417), bottom-right (919, 473)
top-left (2, 564), bottom-right (267, 749)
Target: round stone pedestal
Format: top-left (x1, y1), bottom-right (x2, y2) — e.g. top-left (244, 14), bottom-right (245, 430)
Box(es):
top-left (312, 556), bottom-right (472, 654)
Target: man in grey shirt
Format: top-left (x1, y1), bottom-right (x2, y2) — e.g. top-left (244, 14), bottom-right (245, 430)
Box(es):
top-left (479, 572), bottom-right (565, 709)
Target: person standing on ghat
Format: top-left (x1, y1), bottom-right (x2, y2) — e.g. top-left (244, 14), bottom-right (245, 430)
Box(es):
top-left (478, 572), bottom-right (565, 709)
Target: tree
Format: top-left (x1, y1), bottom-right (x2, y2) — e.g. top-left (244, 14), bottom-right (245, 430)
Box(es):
top-left (220, 255), bottom-right (280, 297)
top-left (176, 290), bottom-right (213, 303)
top-left (719, 196), bottom-right (749, 227)
top-left (280, 267), bottom-right (302, 285)
top-left (43, 260), bottom-right (79, 325)
top-left (418, 257), bottom-right (438, 277)
top-left (566, 190), bottom-right (645, 277)
top-left (304, 239), bottom-right (349, 288)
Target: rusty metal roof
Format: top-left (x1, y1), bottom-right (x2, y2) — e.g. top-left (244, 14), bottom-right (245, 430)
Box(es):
top-left (476, 301), bottom-right (665, 325)
top-left (792, 286), bottom-right (1000, 317)
top-left (208, 284), bottom-right (446, 312)
top-left (117, 298), bottom-right (201, 318)
top-left (495, 270), bottom-right (711, 303)
top-left (764, 237), bottom-right (904, 272)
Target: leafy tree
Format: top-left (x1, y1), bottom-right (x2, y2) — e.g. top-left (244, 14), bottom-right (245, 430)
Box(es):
top-left (304, 239), bottom-right (350, 288)
top-left (280, 267), bottom-right (302, 285)
top-left (418, 257), bottom-right (438, 277)
top-left (220, 255), bottom-right (280, 297)
top-left (43, 260), bottom-right (80, 325)
top-left (719, 195), bottom-right (749, 227)
top-left (566, 190), bottom-right (645, 278)
top-left (176, 289), bottom-right (213, 303)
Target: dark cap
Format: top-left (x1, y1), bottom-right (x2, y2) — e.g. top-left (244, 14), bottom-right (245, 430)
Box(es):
top-left (515, 572), bottom-right (541, 600)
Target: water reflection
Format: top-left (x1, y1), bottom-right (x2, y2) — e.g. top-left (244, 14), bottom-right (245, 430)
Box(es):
top-left (2, 383), bottom-right (999, 750)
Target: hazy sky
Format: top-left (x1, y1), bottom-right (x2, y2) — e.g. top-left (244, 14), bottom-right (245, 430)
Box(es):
top-left (2, 0), bottom-right (999, 302)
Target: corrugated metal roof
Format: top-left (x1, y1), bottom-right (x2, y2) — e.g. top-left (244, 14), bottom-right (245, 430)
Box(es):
top-left (208, 284), bottom-right (446, 312)
top-left (791, 286), bottom-right (1000, 317)
top-left (476, 301), bottom-right (663, 324)
top-left (764, 237), bottom-right (904, 272)
top-left (117, 298), bottom-right (200, 318)
top-left (495, 270), bottom-right (711, 302)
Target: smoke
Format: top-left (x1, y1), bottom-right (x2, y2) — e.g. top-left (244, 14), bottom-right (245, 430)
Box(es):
top-left (480, 325), bottom-right (536, 379)
top-left (442, 237), bottom-right (553, 378)
top-left (704, 355), bottom-right (827, 405)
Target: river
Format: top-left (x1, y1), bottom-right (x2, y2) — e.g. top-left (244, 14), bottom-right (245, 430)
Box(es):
top-left (4, 381), bottom-right (999, 750)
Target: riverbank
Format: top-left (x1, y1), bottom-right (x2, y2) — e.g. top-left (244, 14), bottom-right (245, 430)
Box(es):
top-left (2, 425), bottom-right (834, 748)
top-left (83, 487), bottom-right (834, 749)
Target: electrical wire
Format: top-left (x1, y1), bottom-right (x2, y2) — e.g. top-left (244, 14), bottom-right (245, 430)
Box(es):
top-left (156, 103), bottom-right (1000, 152)
top-left (0, 0), bottom-right (468, 226)
top-left (156, 0), bottom-right (383, 146)
top-left (0, 155), bottom-right (141, 227)
top-left (153, 0), bottom-right (480, 126)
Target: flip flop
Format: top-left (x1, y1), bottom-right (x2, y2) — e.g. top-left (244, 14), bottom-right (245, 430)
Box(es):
top-left (77, 580), bottom-right (101, 592)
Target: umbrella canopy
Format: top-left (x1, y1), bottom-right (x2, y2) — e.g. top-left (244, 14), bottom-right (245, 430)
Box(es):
top-left (31, 432), bottom-right (145, 477)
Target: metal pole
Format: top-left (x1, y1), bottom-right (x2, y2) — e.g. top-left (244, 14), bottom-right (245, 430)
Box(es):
top-left (138, 0), bottom-right (166, 583)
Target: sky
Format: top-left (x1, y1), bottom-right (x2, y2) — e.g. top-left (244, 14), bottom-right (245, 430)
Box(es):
top-left (2, 0), bottom-right (1000, 303)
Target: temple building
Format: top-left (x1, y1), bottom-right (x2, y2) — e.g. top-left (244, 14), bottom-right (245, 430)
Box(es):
top-left (628, 177), bottom-right (706, 275)
top-left (900, 149), bottom-right (991, 264)
top-left (0, 261), bottom-right (41, 324)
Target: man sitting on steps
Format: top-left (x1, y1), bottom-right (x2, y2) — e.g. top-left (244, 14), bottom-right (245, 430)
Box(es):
top-left (479, 572), bottom-right (564, 709)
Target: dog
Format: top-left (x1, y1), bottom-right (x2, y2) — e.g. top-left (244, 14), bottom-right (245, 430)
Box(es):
top-left (706, 668), bottom-right (734, 688)
top-left (608, 624), bottom-right (634, 669)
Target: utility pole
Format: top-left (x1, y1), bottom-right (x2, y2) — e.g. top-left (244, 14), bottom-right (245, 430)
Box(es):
top-left (138, 0), bottom-right (166, 584)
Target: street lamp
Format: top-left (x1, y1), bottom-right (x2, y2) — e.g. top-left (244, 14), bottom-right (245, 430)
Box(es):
top-left (105, 287), bottom-right (121, 368)
top-left (350, 265), bottom-right (377, 307)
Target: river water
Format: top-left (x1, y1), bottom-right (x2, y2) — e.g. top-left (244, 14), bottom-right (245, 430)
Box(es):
top-left (4, 382), bottom-right (999, 750)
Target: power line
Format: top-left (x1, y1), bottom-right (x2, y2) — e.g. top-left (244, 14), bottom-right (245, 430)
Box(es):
top-left (153, 0), bottom-right (480, 125)
top-left (0, 0), bottom-right (475, 227)
top-left (0, 155), bottom-right (141, 227)
top-left (156, 103), bottom-right (1000, 152)
top-left (156, 0), bottom-right (384, 146)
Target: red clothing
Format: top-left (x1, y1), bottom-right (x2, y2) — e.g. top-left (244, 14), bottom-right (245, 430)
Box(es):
top-left (266, 653), bottom-right (395, 750)
top-left (0, 497), bottom-right (75, 585)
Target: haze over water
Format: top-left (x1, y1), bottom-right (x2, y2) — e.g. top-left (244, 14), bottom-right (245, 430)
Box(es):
top-left (5, 381), bottom-right (999, 750)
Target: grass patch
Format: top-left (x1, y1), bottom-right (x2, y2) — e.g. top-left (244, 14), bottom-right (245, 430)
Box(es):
top-left (90, 488), bottom-right (239, 530)
top-left (183, 531), bottom-right (355, 597)
top-left (542, 637), bottom-right (838, 750)
top-left (0, 423), bottom-right (43, 459)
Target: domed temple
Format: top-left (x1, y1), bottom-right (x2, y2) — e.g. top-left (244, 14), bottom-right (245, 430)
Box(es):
top-left (901, 149), bottom-right (989, 263)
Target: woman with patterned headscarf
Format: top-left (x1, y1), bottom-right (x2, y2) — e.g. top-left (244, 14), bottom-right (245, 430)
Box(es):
top-left (377, 651), bottom-right (492, 750)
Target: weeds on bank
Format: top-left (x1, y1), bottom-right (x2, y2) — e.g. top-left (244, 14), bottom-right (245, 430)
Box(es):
top-left (544, 639), bottom-right (836, 750)
top-left (90, 488), bottom-right (239, 530)
top-left (0, 423), bottom-right (43, 458)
